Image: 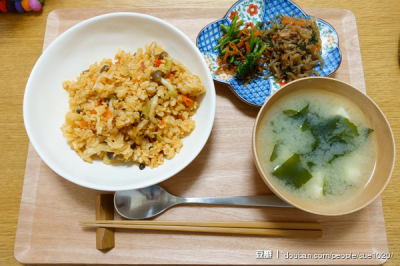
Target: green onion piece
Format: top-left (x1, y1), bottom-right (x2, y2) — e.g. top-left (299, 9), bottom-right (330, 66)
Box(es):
top-left (214, 14), bottom-right (238, 51)
top-left (310, 31), bottom-right (318, 44)
top-left (249, 27), bottom-right (255, 51)
top-left (235, 20), bottom-right (244, 29)
top-left (213, 36), bottom-right (230, 51)
top-left (165, 59), bottom-right (172, 69)
top-left (228, 14), bottom-right (238, 37)
top-left (298, 43), bottom-right (306, 51)
top-left (253, 38), bottom-right (262, 53)
top-left (270, 144), bottom-right (279, 162)
top-left (236, 45), bottom-right (267, 78)
top-left (164, 59), bottom-right (173, 75)
top-left (157, 134), bottom-right (164, 142)
top-left (233, 60), bottom-right (241, 66)
top-left (232, 29), bottom-right (241, 38)
top-left (220, 24), bottom-right (230, 33)
top-left (258, 44), bottom-right (267, 54)
top-left (167, 90), bottom-right (178, 98)
top-left (142, 101), bottom-right (150, 117)
top-left (221, 47), bottom-right (227, 55)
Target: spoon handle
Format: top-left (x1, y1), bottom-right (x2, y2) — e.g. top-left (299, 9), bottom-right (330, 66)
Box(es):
top-left (180, 195), bottom-right (293, 208)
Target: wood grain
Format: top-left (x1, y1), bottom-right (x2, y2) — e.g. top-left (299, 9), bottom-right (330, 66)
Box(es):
top-left (82, 224), bottom-right (324, 238)
top-left (0, 1), bottom-right (399, 266)
top-left (95, 194), bottom-right (115, 250)
top-left (80, 220), bottom-right (323, 230)
top-left (12, 7), bottom-right (389, 266)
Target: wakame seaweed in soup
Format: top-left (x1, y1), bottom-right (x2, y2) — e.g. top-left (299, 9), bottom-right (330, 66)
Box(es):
top-left (257, 90), bottom-right (377, 204)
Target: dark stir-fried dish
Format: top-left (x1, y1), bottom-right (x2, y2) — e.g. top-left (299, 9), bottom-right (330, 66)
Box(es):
top-left (214, 14), bottom-right (324, 85)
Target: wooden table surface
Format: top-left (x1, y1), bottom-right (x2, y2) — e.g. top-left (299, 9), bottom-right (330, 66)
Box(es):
top-left (0, 0), bottom-right (398, 265)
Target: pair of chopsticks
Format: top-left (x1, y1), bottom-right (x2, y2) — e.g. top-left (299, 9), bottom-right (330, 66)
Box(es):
top-left (79, 220), bottom-right (322, 238)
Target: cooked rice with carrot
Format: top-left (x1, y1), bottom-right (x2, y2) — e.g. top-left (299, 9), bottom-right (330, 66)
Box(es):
top-left (61, 42), bottom-right (206, 169)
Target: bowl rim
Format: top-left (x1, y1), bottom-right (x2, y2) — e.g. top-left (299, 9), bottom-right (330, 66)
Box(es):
top-left (195, 0), bottom-right (342, 107)
top-left (252, 77), bottom-right (395, 216)
top-left (23, 12), bottom-right (216, 191)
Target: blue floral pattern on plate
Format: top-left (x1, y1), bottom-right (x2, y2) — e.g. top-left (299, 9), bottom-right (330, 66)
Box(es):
top-left (197, 0), bottom-right (341, 106)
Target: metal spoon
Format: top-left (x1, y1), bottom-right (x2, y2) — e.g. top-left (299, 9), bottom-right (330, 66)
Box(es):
top-left (114, 184), bottom-right (292, 219)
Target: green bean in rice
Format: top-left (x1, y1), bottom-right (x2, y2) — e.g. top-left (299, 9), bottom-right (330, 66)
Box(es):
top-left (61, 42), bottom-right (206, 168)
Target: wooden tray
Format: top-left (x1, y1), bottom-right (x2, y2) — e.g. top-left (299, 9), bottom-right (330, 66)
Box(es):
top-left (15, 8), bottom-right (388, 265)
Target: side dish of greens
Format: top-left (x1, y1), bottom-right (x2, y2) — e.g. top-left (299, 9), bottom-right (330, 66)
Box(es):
top-left (214, 14), bottom-right (324, 86)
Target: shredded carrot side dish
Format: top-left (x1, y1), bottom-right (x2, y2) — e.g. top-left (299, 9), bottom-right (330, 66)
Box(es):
top-left (214, 14), bottom-right (324, 85)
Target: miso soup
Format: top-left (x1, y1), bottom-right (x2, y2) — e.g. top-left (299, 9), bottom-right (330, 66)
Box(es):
top-left (256, 89), bottom-right (377, 205)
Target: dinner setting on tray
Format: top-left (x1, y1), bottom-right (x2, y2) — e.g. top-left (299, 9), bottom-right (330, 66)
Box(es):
top-left (0, 0), bottom-right (397, 265)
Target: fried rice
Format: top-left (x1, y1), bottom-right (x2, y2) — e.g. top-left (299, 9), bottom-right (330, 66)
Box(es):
top-left (61, 42), bottom-right (206, 169)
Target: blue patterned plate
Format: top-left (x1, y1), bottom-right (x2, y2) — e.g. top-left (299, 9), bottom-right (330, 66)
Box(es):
top-left (196, 0), bottom-right (341, 106)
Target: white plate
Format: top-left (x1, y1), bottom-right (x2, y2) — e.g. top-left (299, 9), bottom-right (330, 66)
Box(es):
top-left (23, 12), bottom-right (216, 191)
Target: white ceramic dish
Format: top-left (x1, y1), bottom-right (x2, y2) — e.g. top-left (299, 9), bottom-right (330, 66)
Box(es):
top-left (23, 12), bottom-right (216, 191)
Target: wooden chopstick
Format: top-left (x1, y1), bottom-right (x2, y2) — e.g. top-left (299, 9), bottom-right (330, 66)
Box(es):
top-left (80, 220), bottom-right (322, 230)
top-left (79, 221), bottom-right (322, 238)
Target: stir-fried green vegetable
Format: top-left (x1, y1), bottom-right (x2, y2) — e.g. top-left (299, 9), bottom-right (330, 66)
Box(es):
top-left (213, 14), bottom-right (268, 85)
top-left (236, 45), bottom-right (267, 78)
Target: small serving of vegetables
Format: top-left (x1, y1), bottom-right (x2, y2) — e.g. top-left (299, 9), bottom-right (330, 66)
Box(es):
top-left (264, 15), bottom-right (324, 84)
top-left (214, 14), bottom-right (268, 86)
top-left (213, 14), bottom-right (324, 86)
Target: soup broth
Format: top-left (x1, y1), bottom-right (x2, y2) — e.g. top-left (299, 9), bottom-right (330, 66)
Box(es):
top-left (256, 89), bottom-right (377, 205)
